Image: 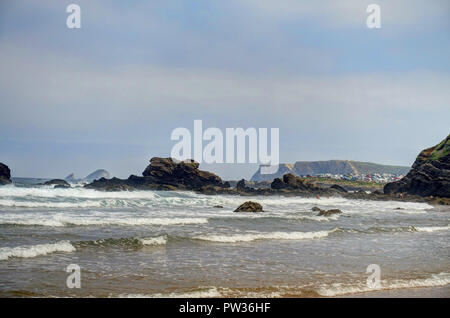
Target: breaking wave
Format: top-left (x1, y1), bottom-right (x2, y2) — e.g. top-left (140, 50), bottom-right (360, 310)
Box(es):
top-left (118, 287), bottom-right (223, 298)
top-left (0, 241), bottom-right (76, 261)
top-left (193, 229), bottom-right (336, 243)
top-left (415, 225), bottom-right (450, 232)
top-left (0, 216), bottom-right (208, 227)
top-left (317, 272), bottom-right (450, 296)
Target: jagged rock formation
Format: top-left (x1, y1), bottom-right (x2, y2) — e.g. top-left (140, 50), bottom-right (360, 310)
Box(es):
top-left (234, 201), bottom-right (263, 212)
top-left (82, 156), bottom-right (450, 204)
top-left (0, 163), bottom-right (12, 185)
top-left (270, 173), bottom-right (320, 192)
top-left (86, 157), bottom-right (226, 191)
top-left (251, 160), bottom-right (410, 181)
top-left (384, 135), bottom-right (450, 198)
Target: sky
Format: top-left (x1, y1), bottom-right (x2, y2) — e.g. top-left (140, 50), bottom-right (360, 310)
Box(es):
top-left (0, 0), bottom-right (449, 179)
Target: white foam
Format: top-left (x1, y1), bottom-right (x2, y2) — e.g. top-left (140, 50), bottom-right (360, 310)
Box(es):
top-left (0, 241), bottom-right (76, 261)
top-left (118, 287), bottom-right (222, 298)
top-left (0, 215), bottom-right (208, 227)
top-left (138, 235), bottom-right (167, 246)
top-left (194, 229), bottom-right (335, 243)
top-left (415, 225), bottom-right (450, 233)
top-left (317, 272), bottom-right (450, 296)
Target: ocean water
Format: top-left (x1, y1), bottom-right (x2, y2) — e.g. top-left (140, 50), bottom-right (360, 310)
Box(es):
top-left (0, 180), bottom-right (449, 297)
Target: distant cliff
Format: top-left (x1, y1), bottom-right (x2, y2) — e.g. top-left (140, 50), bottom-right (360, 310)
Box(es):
top-left (251, 160), bottom-right (410, 182)
top-left (65, 169), bottom-right (110, 183)
top-left (384, 135), bottom-right (450, 198)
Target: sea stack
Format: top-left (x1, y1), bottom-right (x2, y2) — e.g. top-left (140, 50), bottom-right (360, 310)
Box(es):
top-left (0, 162), bottom-right (12, 185)
top-left (384, 135), bottom-right (450, 198)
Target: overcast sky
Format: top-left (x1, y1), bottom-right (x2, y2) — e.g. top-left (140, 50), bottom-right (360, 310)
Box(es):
top-left (0, 0), bottom-right (449, 179)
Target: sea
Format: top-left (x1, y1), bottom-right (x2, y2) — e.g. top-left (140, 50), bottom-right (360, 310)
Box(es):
top-left (0, 178), bottom-right (448, 297)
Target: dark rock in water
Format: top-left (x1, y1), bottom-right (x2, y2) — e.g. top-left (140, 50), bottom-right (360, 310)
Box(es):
top-left (372, 190), bottom-right (383, 195)
top-left (43, 179), bottom-right (70, 187)
top-left (234, 201), bottom-right (263, 212)
top-left (143, 157), bottom-right (223, 189)
top-left (222, 181), bottom-right (231, 188)
top-left (384, 135), bottom-right (450, 198)
top-left (213, 205), bottom-right (223, 208)
top-left (86, 157), bottom-right (226, 191)
top-left (311, 206), bottom-right (342, 216)
top-left (0, 163), bottom-right (12, 185)
top-left (330, 184), bottom-right (347, 193)
top-left (317, 208), bottom-right (342, 216)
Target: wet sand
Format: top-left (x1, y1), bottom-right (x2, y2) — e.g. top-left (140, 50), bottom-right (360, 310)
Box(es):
top-left (337, 285), bottom-right (449, 298)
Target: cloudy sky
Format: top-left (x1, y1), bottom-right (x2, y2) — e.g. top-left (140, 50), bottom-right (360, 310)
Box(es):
top-left (0, 0), bottom-right (449, 179)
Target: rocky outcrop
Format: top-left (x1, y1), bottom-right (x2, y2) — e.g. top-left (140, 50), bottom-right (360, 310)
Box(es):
top-left (142, 158), bottom-right (224, 189)
top-left (86, 157), bottom-right (227, 191)
top-left (384, 135), bottom-right (450, 198)
top-left (234, 201), bottom-right (263, 212)
top-left (81, 156), bottom-right (450, 205)
top-left (270, 173), bottom-right (320, 191)
top-left (0, 163), bottom-right (12, 185)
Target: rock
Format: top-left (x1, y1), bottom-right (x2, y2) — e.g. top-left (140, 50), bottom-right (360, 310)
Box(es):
top-left (43, 179), bottom-right (70, 187)
top-left (223, 181), bottom-right (231, 188)
top-left (384, 135), bottom-right (450, 198)
top-left (270, 173), bottom-right (319, 192)
top-left (236, 179), bottom-right (247, 190)
top-left (0, 163), bottom-right (12, 185)
top-left (317, 208), bottom-right (342, 216)
top-left (271, 178), bottom-right (285, 190)
top-left (213, 205), bottom-right (223, 208)
top-left (330, 184), bottom-right (347, 193)
top-left (234, 201), bottom-right (264, 212)
top-left (311, 206), bottom-right (322, 212)
top-left (86, 157), bottom-right (226, 191)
